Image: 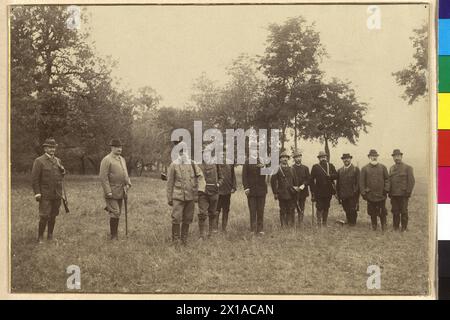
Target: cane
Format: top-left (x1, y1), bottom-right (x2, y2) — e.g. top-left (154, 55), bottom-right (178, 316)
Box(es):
top-left (311, 198), bottom-right (315, 227)
top-left (124, 186), bottom-right (128, 237)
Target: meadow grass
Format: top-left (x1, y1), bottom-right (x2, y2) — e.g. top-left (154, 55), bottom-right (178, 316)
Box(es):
top-left (11, 174), bottom-right (430, 295)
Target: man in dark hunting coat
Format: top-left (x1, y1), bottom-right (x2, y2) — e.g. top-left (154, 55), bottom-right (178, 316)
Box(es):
top-left (310, 151), bottom-right (338, 227)
top-left (336, 153), bottom-right (360, 226)
top-left (271, 151), bottom-right (298, 228)
top-left (31, 138), bottom-right (66, 243)
top-left (360, 149), bottom-right (390, 231)
top-left (242, 147), bottom-right (268, 235)
top-left (291, 150), bottom-right (310, 226)
top-left (99, 138), bottom-right (132, 240)
top-left (216, 149), bottom-right (236, 232)
top-left (388, 149), bottom-right (415, 231)
top-left (197, 142), bottom-right (223, 239)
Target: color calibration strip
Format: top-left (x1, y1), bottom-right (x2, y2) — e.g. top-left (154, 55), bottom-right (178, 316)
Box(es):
top-left (439, 0), bottom-right (450, 241)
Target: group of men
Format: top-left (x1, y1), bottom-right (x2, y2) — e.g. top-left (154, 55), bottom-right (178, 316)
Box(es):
top-left (269, 148), bottom-right (415, 233)
top-left (31, 137), bottom-right (415, 246)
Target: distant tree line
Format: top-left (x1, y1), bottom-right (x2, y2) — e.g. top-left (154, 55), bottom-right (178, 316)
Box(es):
top-left (10, 6), bottom-right (371, 175)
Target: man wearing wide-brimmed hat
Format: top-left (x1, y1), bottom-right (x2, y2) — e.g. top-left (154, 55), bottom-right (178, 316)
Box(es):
top-left (388, 149), bottom-right (415, 231)
top-left (336, 153), bottom-right (360, 226)
top-left (271, 151), bottom-right (298, 228)
top-left (99, 138), bottom-right (132, 240)
top-left (310, 151), bottom-right (338, 227)
top-left (31, 138), bottom-right (66, 243)
top-left (291, 150), bottom-right (310, 226)
top-left (360, 149), bottom-right (389, 231)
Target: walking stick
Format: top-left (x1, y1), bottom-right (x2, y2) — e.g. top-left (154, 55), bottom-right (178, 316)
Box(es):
top-left (124, 186), bottom-right (128, 237)
top-left (311, 198), bottom-right (315, 227)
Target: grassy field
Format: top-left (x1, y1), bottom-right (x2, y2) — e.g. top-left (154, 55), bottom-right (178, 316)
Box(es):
top-left (11, 173), bottom-right (431, 295)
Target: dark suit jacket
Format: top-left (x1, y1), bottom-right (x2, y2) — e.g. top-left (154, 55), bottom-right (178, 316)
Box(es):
top-left (337, 164), bottom-right (360, 200)
top-left (270, 166), bottom-right (298, 200)
top-left (242, 163), bottom-right (268, 197)
top-left (292, 163), bottom-right (310, 198)
top-left (389, 162), bottom-right (415, 197)
top-left (31, 154), bottom-right (65, 199)
top-left (310, 162), bottom-right (337, 199)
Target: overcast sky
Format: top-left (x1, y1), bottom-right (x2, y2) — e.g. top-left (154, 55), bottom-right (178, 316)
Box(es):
top-left (85, 4), bottom-right (430, 172)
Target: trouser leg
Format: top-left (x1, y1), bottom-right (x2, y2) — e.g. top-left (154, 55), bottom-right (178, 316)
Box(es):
top-left (172, 224), bottom-right (181, 243)
top-left (296, 197), bottom-right (305, 226)
top-left (221, 194), bottom-right (231, 231)
top-left (316, 207), bottom-right (323, 227)
top-left (180, 200), bottom-right (194, 245)
top-left (256, 196), bottom-right (266, 233)
top-left (342, 198), bottom-right (351, 224)
top-left (38, 217), bottom-right (47, 241)
top-left (380, 200), bottom-right (387, 231)
top-left (47, 217), bottom-right (56, 240)
top-left (287, 199), bottom-right (295, 227)
top-left (247, 197), bottom-right (257, 232)
top-left (400, 197), bottom-right (409, 231)
top-left (391, 197), bottom-right (401, 230)
top-left (279, 200), bottom-right (287, 228)
top-left (197, 193), bottom-right (209, 239)
top-left (208, 194), bottom-right (219, 236)
top-left (368, 202), bottom-right (377, 230)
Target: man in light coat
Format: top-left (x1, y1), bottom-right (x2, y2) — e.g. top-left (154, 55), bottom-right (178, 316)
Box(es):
top-left (99, 139), bottom-right (131, 240)
top-left (167, 141), bottom-right (205, 245)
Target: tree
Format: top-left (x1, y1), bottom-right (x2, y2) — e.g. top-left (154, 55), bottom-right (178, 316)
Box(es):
top-left (392, 24), bottom-right (428, 105)
top-left (300, 78), bottom-right (371, 160)
top-left (10, 6), bottom-right (134, 173)
top-left (259, 16), bottom-right (326, 150)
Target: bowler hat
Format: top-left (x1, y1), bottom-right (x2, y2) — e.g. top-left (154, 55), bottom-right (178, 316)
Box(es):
top-left (317, 151), bottom-right (327, 158)
top-left (368, 149), bottom-right (379, 157)
top-left (279, 151), bottom-right (290, 159)
top-left (341, 153), bottom-right (352, 160)
top-left (391, 149), bottom-right (403, 156)
top-left (293, 150), bottom-right (302, 157)
top-left (109, 139), bottom-right (123, 147)
top-left (42, 138), bottom-right (58, 147)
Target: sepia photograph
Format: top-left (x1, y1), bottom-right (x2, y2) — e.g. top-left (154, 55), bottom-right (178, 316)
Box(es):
top-left (8, 2), bottom-right (434, 296)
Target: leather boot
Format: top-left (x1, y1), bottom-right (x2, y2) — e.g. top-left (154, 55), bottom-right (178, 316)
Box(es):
top-left (316, 209), bottom-right (323, 227)
top-left (214, 211), bottom-right (220, 231)
top-left (208, 216), bottom-right (218, 236)
top-left (198, 220), bottom-right (207, 239)
top-left (322, 209), bottom-right (329, 226)
top-left (393, 213), bottom-right (400, 230)
top-left (401, 212), bottom-right (408, 232)
top-left (380, 215), bottom-right (387, 232)
top-left (181, 223), bottom-right (189, 246)
top-left (371, 215), bottom-right (378, 231)
top-left (47, 217), bottom-right (56, 240)
top-left (38, 218), bottom-right (47, 243)
top-left (110, 218), bottom-right (119, 240)
top-left (222, 210), bottom-right (229, 232)
top-left (172, 224), bottom-right (181, 243)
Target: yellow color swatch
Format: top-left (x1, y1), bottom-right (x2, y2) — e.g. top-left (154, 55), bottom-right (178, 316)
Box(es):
top-left (439, 93), bottom-right (450, 129)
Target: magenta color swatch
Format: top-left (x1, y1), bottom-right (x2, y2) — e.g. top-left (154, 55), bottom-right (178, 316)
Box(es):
top-left (439, 167), bottom-right (450, 203)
